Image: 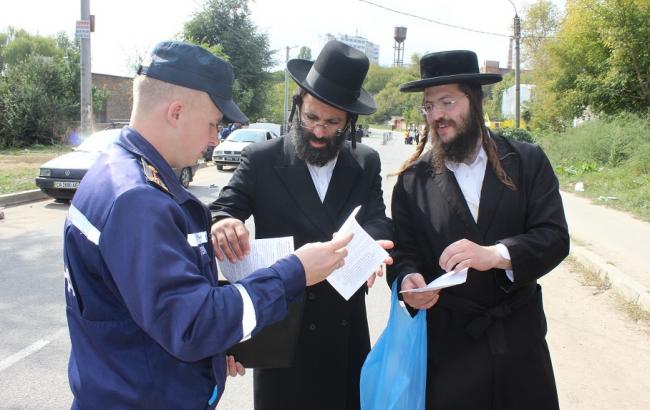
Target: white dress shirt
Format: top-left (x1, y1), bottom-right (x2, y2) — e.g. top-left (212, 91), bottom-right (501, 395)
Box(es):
top-left (306, 156), bottom-right (338, 203)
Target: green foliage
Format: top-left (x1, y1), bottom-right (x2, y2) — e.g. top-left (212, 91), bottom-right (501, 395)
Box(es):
top-left (497, 127), bottom-right (536, 143)
top-left (536, 112), bottom-right (650, 220)
top-left (527, 0), bottom-right (650, 129)
top-left (364, 59), bottom-right (421, 126)
top-left (183, 0), bottom-right (274, 122)
top-left (297, 46), bottom-right (312, 61)
top-left (0, 29), bottom-right (109, 148)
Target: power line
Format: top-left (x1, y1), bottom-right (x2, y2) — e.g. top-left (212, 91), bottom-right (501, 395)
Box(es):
top-left (358, 0), bottom-right (511, 38)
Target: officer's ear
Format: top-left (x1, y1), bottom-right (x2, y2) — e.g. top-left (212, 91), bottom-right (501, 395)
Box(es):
top-left (166, 101), bottom-right (184, 127)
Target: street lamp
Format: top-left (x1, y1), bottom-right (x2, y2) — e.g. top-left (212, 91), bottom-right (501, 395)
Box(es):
top-left (283, 45), bottom-right (299, 135)
top-left (507, 0), bottom-right (521, 128)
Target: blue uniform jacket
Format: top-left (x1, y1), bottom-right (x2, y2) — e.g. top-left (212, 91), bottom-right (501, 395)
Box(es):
top-left (63, 127), bottom-right (305, 409)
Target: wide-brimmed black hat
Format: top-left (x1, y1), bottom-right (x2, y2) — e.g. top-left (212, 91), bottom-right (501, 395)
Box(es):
top-left (400, 50), bottom-right (502, 92)
top-left (138, 41), bottom-right (248, 124)
top-left (287, 40), bottom-right (376, 115)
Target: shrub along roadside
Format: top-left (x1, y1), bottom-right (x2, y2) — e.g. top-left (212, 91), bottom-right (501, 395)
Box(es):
top-left (0, 145), bottom-right (71, 195)
top-left (535, 113), bottom-right (650, 222)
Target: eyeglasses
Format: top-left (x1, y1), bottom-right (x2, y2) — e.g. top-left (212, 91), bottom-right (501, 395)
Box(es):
top-left (299, 111), bottom-right (344, 132)
top-left (419, 95), bottom-right (467, 116)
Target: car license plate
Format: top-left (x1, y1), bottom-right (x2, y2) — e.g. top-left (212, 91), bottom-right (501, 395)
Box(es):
top-left (53, 181), bottom-right (80, 189)
top-left (227, 156), bottom-right (239, 161)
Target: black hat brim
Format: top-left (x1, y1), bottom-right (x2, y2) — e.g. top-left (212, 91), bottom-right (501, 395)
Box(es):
top-left (287, 59), bottom-right (376, 115)
top-left (400, 73), bottom-right (502, 92)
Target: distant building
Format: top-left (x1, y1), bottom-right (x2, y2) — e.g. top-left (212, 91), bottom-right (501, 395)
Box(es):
top-left (482, 60), bottom-right (512, 76)
top-left (325, 33), bottom-right (379, 64)
top-left (92, 73), bottom-right (133, 123)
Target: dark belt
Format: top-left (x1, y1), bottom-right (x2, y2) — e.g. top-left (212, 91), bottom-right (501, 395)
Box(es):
top-left (437, 285), bottom-right (537, 355)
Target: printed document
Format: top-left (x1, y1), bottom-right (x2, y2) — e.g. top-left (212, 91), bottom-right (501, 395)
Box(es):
top-left (327, 206), bottom-right (389, 301)
top-left (218, 236), bottom-right (294, 283)
top-left (400, 268), bottom-right (468, 293)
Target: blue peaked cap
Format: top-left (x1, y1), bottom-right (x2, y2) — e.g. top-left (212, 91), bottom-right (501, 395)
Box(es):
top-left (138, 41), bottom-right (248, 124)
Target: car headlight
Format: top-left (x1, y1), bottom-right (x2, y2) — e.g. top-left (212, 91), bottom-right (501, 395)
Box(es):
top-left (40, 168), bottom-right (51, 177)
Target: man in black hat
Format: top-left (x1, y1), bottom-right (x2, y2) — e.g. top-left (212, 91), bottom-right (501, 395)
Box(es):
top-left (388, 50), bottom-right (569, 409)
top-left (209, 40), bottom-right (393, 410)
top-left (62, 40), bottom-right (353, 409)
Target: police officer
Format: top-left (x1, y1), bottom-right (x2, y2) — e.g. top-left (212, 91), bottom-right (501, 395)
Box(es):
top-left (63, 41), bottom-right (352, 409)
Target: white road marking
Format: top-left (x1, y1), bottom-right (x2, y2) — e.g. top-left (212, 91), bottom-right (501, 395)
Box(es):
top-left (0, 327), bottom-right (68, 372)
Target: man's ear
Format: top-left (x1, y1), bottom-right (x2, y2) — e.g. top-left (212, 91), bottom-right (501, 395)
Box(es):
top-left (166, 101), bottom-right (184, 127)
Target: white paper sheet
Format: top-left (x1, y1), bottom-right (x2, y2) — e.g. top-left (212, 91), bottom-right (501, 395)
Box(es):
top-left (400, 268), bottom-right (468, 293)
top-left (326, 206), bottom-right (389, 301)
top-left (218, 236), bottom-right (294, 283)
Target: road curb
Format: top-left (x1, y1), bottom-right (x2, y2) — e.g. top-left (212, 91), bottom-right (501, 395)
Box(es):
top-left (0, 189), bottom-right (49, 207)
top-left (570, 243), bottom-right (650, 313)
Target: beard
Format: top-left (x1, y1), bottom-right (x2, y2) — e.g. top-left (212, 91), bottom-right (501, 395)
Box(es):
top-left (291, 121), bottom-right (346, 166)
top-left (432, 110), bottom-right (482, 163)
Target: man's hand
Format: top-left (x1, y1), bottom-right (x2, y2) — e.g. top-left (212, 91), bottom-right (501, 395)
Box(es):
top-left (226, 355), bottom-right (245, 377)
top-left (367, 240), bottom-right (394, 288)
top-left (295, 233), bottom-right (353, 286)
top-left (211, 218), bottom-right (250, 262)
top-left (401, 273), bottom-right (440, 310)
top-left (439, 239), bottom-right (511, 273)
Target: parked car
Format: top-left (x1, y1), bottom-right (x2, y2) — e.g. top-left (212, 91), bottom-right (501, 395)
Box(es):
top-left (212, 128), bottom-right (278, 170)
top-left (247, 122), bottom-right (281, 136)
top-left (35, 129), bottom-right (199, 201)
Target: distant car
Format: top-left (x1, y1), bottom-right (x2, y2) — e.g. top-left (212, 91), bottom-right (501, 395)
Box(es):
top-left (35, 129), bottom-right (199, 201)
top-left (212, 128), bottom-right (278, 170)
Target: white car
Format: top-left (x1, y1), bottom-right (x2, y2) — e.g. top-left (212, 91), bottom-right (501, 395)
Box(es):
top-left (212, 128), bottom-right (278, 170)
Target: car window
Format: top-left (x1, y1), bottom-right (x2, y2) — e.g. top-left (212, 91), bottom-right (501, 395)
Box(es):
top-left (76, 130), bottom-right (121, 153)
top-left (226, 130), bottom-right (265, 143)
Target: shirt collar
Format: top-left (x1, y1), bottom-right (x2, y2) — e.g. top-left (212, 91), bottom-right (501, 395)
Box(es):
top-left (116, 127), bottom-right (192, 203)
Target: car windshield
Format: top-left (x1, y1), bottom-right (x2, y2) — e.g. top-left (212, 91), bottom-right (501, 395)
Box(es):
top-left (226, 130), bottom-right (265, 143)
top-left (76, 130), bottom-right (121, 153)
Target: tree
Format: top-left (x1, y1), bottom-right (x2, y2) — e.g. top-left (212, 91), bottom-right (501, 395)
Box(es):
top-left (297, 46), bottom-right (312, 61)
top-left (0, 29), bottom-right (108, 147)
top-left (183, 0), bottom-right (274, 122)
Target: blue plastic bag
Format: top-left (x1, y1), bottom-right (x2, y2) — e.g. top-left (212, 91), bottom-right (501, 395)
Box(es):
top-left (360, 281), bottom-right (427, 410)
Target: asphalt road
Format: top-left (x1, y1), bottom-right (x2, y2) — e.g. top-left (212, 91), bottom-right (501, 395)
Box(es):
top-left (1, 133), bottom-right (648, 409)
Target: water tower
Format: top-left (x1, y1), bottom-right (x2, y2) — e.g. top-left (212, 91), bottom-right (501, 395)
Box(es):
top-left (393, 26), bottom-right (407, 66)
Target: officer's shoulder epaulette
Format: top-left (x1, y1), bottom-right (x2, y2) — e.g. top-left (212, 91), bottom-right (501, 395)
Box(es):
top-left (140, 157), bottom-right (170, 194)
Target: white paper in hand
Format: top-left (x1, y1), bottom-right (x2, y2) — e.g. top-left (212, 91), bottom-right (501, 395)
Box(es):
top-left (218, 236), bottom-right (294, 283)
top-left (327, 206), bottom-right (389, 300)
top-left (400, 268), bottom-right (468, 293)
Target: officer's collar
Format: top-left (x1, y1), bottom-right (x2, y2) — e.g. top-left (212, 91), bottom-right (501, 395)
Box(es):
top-left (116, 127), bottom-right (192, 203)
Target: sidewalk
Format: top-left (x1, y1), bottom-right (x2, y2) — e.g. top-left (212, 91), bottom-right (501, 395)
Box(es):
top-left (561, 191), bottom-right (650, 311)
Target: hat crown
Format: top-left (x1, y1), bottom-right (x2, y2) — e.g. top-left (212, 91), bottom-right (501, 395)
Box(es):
top-left (311, 40), bottom-right (369, 93)
top-left (420, 50), bottom-right (480, 79)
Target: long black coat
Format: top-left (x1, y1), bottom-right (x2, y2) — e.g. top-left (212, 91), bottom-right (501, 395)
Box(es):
top-left (388, 134), bottom-right (569, 410)
top-left (210, 135), bottom-right (392, 410)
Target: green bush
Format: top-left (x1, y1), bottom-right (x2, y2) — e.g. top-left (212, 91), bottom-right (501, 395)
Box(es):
top-left (497, 127), bottom-right (536, 143)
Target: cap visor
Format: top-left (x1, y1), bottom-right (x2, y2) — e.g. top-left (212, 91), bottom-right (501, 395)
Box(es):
top-left (210, 94), bottom-right (249, 124)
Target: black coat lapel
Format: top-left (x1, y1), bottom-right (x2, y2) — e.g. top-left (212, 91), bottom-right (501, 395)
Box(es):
top-left (323, 146), bottom-right (361, 225)
top-left (273, 137), bottom-right (335, 236)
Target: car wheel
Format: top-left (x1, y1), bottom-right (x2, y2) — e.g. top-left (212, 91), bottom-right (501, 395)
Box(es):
top-left (216, 165), bottom-right (223, 171)
top-left (179, 167), bottom-right (192, 188)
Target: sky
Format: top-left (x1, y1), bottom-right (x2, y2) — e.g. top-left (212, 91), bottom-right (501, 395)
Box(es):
top-left (1, 0), bottom-right (566, 77)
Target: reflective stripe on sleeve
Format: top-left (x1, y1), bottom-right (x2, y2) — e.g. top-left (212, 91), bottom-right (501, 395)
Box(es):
top-left (233, 284), bottom-right (257, 342)
top-left (67, 205), bottom-right (101, 245)
top-left (187, 231), bottom-right (208, 247)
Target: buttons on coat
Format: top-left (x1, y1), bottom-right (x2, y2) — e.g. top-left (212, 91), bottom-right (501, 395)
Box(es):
top-left (308, 323), bottom-right (317, 331)
top-left (340, 319), bottom-right (349, 327)
top-left (307, 292), bottom-right (316, 300)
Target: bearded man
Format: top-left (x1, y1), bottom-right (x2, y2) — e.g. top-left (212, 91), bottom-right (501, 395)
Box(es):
top-left (208, 40), bottom-right (393, 410)
top-left (388, 50), bottom-right (569, 410)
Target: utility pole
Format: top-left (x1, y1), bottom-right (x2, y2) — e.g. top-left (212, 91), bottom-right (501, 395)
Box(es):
top-left (514, 13), bottom-right (521, 128)
top-left (79, 0), bottom-right (92, 136)
top-left (282, 45), bottom-right (298, 135)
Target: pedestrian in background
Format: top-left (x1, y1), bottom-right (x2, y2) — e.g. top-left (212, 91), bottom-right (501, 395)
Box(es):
top-left (388, 50), bottom-right (569, 410)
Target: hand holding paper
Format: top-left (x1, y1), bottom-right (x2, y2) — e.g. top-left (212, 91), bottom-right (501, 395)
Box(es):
top-left (327, 206), bottom-right (389, 300)
top-left (400, 268), bottom-right (468, 294)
